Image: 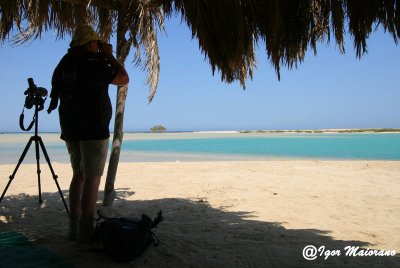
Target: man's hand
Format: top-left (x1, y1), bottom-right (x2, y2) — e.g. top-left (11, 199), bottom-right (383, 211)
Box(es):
top-left (47, 98), bottom-right (58, 114)
top-left (100, 42), bottom-right (129, 86)
top-left (99, 42), bottom-right (113, 56)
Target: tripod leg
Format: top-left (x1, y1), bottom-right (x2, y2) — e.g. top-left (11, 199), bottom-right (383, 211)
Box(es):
top-left (34, 137), bottom-right (43, 204)
top-left (38, 137), bottom-right (70, 216)
top-left (0, 137), bottom-right (34, 203)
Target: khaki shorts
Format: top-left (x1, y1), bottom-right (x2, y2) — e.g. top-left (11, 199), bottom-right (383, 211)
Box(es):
top-left (66, 139), bottom-right (109, 177)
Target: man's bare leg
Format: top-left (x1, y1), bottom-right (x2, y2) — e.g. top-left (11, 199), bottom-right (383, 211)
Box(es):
top-left (68, 172), bottom-right (84, 241)
top-left (77, 175), bottom-right (101, 244)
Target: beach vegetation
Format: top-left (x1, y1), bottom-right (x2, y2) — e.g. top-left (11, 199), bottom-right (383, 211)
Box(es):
top-left (238, 129), bottom-right (400, 134)
top-left (337, 128), bottom-right (400, 133)
top-left (150, 125), bottom-right (166, 133)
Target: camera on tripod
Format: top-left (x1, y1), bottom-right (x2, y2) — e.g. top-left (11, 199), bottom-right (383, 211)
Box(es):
top-left (24, 78), bottom-right (48, 110)
top-left (20, 78), bottom-right (49, 132)
top-left (0, 78), bottom-right (70, 215)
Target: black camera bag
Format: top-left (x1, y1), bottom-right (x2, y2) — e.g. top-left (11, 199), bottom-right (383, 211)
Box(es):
top-left (93, 210), bottom-right (163, 262)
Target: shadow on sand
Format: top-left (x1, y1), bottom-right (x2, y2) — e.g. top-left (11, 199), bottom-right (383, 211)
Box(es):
top-left (0, 189), bottom-right (399, 268)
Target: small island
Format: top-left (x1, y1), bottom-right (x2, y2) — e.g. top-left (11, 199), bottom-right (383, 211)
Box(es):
top-left (150, 125), bottom-right (167, 133)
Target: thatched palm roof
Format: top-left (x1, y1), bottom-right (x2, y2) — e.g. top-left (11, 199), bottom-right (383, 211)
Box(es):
top-left (1, 0), bottom-right (399, 101)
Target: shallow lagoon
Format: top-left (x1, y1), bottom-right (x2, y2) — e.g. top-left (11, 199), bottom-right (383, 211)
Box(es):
top-left (1, 132), bottom-right (399, 164)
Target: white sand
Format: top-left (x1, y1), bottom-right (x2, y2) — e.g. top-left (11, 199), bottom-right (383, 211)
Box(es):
top-left (0, 161), bottom-right (399, 267)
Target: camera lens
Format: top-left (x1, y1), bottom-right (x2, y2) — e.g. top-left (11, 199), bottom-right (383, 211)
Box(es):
top-left (25, 96), bottom-right (33, 109)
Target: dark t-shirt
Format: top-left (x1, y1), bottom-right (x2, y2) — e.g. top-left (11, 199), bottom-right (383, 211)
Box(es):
top-left (51, 49), bottom-right (117, 141)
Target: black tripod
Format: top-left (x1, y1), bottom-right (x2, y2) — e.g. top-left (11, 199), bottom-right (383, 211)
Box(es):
top-left (0, 85), bottom-right (69, 215)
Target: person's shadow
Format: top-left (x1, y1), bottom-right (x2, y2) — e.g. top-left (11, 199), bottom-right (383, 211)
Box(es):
top-left (0, 189), bottom-right (399, 268)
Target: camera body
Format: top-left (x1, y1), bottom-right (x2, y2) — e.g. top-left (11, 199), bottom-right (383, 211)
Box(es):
top-left (24, 78), bottom-right (48, 110)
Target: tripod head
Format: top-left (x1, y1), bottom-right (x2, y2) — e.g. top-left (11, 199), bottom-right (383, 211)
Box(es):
top-left (20, 78), bottom-right (48, 132)
top-left (24, 78), bottom-right (48, 111)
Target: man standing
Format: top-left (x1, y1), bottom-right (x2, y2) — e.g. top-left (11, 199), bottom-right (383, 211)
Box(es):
top-left (48, 26), bottom-right (129, 244)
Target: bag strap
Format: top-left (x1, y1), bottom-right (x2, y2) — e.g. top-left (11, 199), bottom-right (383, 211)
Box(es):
top-left (19, 108), bottom-right (35, 131)
top-left (97, 210), bottom-right (112, 220)
top-left (96, 209), bottom-right (164, 228)
top-left (151, 210), bottom-right (164, 229)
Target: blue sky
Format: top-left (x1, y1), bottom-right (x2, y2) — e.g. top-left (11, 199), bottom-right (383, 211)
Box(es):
top-left (0, 16), bottom-right (399, 132)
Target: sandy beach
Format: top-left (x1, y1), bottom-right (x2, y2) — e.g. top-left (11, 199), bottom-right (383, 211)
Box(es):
top-left (0, 160), bottom-right (399, 267)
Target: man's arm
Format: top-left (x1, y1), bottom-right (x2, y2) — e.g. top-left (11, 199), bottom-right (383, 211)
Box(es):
top-left (101, 43), bottom-right (129, 86)
top-left (47, 64), bottom-right (62, 114)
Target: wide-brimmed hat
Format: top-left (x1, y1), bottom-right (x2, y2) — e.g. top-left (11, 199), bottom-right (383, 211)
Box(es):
top-left (69, 25), bottom-right (100, 48)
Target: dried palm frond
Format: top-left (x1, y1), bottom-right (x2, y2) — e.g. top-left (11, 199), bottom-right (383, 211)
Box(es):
top-left (122, 0), bottom-right (164, 102)
top-left (1, 0), bottom-right (399, 100)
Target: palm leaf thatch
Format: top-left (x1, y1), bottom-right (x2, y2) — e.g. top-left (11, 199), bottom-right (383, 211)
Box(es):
top-left (0, 0), bottom-right (163, 101)
top-left (1, 0), bottom-right (399, 98)
top-left (163, 0), bottom-right (399, 83)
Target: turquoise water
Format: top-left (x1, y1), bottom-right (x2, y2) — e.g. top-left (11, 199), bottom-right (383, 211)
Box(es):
top-left (0, 133), bottom-right (399, 163)
top-left (122, 133), bottom-right (400, 160)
